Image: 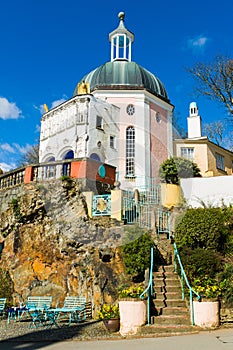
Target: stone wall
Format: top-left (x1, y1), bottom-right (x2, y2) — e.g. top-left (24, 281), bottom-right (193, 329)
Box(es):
top-left (220, 307), bottom-right (233, 325)
top-left (0, 178), bottom-right (126, 316)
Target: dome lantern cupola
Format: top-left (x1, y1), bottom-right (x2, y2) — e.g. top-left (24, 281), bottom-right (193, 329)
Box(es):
top-left (74, 11), bottom-right (169, 101)
top-left (109, 12), bottom-right (134, 62)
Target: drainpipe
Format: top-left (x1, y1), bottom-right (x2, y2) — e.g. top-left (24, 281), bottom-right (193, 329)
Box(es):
top-left (84, 98), bottom-right (90, 157)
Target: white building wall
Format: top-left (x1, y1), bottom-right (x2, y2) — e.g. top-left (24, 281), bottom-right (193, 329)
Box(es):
top-left (87, 99), bottom-right (119, 163)
top-left (39, 95), bottom-right (119, 164)
top-left (180, 176), bottom-right (233, 208)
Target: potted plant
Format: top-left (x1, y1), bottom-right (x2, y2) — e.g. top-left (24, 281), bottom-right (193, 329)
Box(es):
top-left (118, 284), bottom-right (145, 299)
top-left (118, 284), bottom-right (147, 336)
top-left (192, 277), bottom-right (221, 328)
top-left (97, 304), bottom-right (120, 332)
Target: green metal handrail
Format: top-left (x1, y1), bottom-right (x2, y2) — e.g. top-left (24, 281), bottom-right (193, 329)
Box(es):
top-left (173, 242), bottom-right (200, 325)
top-left (140, 245), bottom-right (154, 325)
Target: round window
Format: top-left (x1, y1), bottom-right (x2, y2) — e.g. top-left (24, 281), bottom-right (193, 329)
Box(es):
top-left (126, 104), bottom-right (135, 116)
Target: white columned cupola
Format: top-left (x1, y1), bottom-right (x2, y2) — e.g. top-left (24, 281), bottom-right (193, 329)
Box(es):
top-left (109, 12), bottom-right (134, 62)
top-left (187, 102), bottom-right (202, 139)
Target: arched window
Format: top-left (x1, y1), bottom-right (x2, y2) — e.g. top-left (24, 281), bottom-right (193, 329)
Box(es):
top-left (90, 153), bottom-right (101, 162)
top-left (126, 126), bottom-right (135, 176)
top-left (63, 150), bottom-right (74, 160)
top-left (62, 150), bottom-right (74, 176)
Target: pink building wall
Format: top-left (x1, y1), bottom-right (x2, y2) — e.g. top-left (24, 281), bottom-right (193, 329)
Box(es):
top-left (149, 102), bottom-right (169, 178)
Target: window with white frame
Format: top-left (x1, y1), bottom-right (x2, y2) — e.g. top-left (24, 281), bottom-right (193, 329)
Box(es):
top-left (96, 115), bottom-right (103, 130)
top-left (216, 153), bottom-right (225, 171)
top-left (180, 147), bottom-right (194, 160)
top-left (126, 126), bottom-right (135, 176)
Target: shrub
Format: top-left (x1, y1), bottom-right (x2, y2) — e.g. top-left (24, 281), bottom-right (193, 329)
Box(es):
top-left (121, 231), bottom-right (153, 280)
top-left (11, 198), bottom-right (23, 222)
top-left (175, 208), bottom-right (230, 252)
top-left (159, 157), bottom-right (201, 184)
top-left (175, 207), bottom-right (233, 306)
top-left (179, 247), bottom-right (223, 281)
top-left (217, 263), bottom-right (233, 307)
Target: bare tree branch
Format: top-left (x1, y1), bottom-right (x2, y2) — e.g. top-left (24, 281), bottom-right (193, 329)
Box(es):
top-left (186, 55), bottom-right (233, 116)
top-left (17, 144), bottom-right (39, 167)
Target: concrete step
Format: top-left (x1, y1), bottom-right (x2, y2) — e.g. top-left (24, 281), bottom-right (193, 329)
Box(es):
top-left (151, 314), bottom-right (191, 325)
top-left (153, 277), bottom-right (181, 287)
top-left (159, 306), bottom-right (189, 315)
top-left (163, 299), bottom-right (187, 307)
top-left (139, 324), bottom-right (200, 336)
top-left (152, 297), bottom-right (187, 307)
top-left (153, 272), bottom-right (180, 279)
top-left (164, 291), bottom-right (182, 299)
top-left (153, 286), bottom-right (182, 295)
top-left (153, 291), bottom-right (182, 300)
top-left (153, 270), bottom-right (178, 277)
top-left (163, 285), bottom-right (182, 293)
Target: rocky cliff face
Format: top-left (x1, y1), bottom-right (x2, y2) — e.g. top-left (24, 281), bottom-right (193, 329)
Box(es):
top-left (0, 179), bottom-right (126, 316)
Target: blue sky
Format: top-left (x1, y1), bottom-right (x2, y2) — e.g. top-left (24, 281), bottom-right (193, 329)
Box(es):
top-left (0, 0), bottom-right (233, 171)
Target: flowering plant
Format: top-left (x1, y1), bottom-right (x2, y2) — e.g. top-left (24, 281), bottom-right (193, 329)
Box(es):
top-left (97, 304), bottom-right (120, 320)
top-left (118, 284), bottom-right (145, 299)
top-left (193, 277), bottom-right (221, 300)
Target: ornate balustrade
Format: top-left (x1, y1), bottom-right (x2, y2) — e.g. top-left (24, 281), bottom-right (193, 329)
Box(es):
top-left (0, 158), bottom-right (116, 191)
top-left (33, 160), bottom-right (71, 181)
top-left (0, 167), bottom-right (25, 190)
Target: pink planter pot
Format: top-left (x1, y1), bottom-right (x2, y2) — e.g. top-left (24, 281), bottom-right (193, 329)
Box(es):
top-left (193, 300), bottom-right (220, 328)
top-left (119, 300), bottom-right (147, 336)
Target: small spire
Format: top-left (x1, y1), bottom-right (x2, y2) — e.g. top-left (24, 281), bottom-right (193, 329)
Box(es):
top-left (118, 12), bottom-right (125, 21)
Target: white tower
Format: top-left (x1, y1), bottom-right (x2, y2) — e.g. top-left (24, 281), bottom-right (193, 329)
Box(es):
top-left (187, 102), bottom-right (202, 138)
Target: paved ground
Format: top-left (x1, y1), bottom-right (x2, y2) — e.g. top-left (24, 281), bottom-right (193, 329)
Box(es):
top-left (0, 327), bottom-right (233, 350)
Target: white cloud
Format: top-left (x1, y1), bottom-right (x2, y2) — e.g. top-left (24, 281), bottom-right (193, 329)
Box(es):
top-left (0, 142), bottom-right (33, 157)
top-left (0, 162), bottom-right (16, 172)
top-left (0, 143), bottom-right (16, 153)
top-left (185, 35), bottom-right (209, 53)
top-left (0, 97), bottom-right (22, 120)
top-left (35, 124), bottom-right (41, 133)
top-left (0, 142), bottom-right (34, 172)
top-left (13, 143), bottom-right (33, 155)
top-left (51, 98), bottom-right (66, 109)
top-left (37, 97), bottom-right (67, 115)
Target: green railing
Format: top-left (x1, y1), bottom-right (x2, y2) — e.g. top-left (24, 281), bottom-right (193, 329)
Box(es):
top-left (173, 242), bottom-right (200, 325)
top-left (140, 245), bottom-right (154, 325)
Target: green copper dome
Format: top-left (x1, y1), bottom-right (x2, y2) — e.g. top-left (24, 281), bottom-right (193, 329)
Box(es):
top-left (73, 60), bottom-right (169, 101)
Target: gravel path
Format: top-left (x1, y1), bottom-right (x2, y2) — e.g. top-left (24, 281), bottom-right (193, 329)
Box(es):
top-left (1, 316), bottom-right (232, 343)
top-left (0, 317), bottom-right (123, 342)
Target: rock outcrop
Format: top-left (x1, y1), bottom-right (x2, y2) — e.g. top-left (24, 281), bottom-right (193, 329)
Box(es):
top-left (0, 179), bottom-right (126, 316)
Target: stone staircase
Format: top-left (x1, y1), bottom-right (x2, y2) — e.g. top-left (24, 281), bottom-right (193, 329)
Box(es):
top-left (140, 234), bottom-right (199, 336)
top-left (153, 265), bottom-right (193, 330)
